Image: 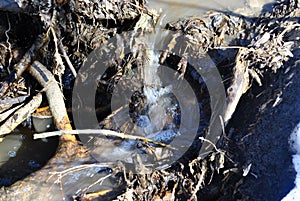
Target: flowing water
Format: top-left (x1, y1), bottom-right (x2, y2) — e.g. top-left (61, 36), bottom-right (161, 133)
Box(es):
top-left (148, 0), bottom-right (274, 22)
top-left (143, 0), bottom-right (275, 144)
top-left (127, 0), bottom-right (276, 167)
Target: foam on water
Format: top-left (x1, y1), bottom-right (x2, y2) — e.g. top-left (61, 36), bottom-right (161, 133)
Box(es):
top-left (281, 123), bottom-right (300, 201)
top-left (142, 49), bottom-right (173, 134)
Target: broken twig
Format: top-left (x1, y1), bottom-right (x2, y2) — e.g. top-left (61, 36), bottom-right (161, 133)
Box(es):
top-left (33, 129), bottom-right (174, 149)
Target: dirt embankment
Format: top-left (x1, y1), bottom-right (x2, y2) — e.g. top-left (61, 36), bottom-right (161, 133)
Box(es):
top-left (226, 37), bottom-right (300, 201)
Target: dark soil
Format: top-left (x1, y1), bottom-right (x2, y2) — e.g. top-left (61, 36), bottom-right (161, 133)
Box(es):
top-left (224, 35), bottom-right (300, 200)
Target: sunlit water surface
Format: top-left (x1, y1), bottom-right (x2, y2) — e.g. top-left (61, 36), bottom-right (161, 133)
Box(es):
top-left (148, 0), bottom-right (274, 23)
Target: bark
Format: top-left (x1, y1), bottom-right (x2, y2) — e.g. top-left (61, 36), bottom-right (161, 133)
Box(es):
top-left (0, 93), bottom-right (41, 136)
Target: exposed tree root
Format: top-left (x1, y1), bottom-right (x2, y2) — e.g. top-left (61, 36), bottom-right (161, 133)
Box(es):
top-left (0, 36), bottom-right (45, 97)
top-left (28, 60), bottom-right (75, 141)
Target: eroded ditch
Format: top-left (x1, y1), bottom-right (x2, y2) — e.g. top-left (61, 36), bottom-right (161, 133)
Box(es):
top-left (0, 0), bottom-right (299, 200)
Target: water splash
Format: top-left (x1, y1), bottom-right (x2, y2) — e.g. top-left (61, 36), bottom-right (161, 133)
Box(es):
top-left (141, 47), bottom-right (176, 136)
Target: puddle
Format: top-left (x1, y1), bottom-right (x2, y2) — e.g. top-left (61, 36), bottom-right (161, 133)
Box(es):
top-left (0, 134), bottom-right (24, 167)
top-left (0, 127), bottom-right (58, 187)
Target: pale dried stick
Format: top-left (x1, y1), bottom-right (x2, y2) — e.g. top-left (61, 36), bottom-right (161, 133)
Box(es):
top-left (5, 14), bottom-right (12, 71)
top-left (0, 102), bottom-right (24, 122)
top-left (58, 42), bottom-right (77, 77)
top-left (0, 93), bottom-right (42, 136)
top-left (188, 160), bottom-right (207, 201)
top-left (33, 129), bottom-right (175, 149)
top-left (0, 95), bottom-right (28, 113)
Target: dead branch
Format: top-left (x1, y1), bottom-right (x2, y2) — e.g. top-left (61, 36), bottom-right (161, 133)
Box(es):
top-left (58, 42), bottom-right (77, 78)
top-left (189, 160), bottom-right (207, 201)
top-left (224, 49), bottom-right (250, 123)
top-left (0, 93), bottom-right (42, 137)
top-left (0, 102), bottom-right (24, 122)
top-left (33, 129), bottom-right (174, 149)
top-left (0, 95), bottom-right (28, 113)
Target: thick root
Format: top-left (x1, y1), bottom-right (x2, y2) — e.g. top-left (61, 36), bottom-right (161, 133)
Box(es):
top-left (28, 60), bottom-right (75, 142)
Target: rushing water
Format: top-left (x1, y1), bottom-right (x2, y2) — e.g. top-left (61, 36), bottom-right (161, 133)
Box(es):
top-left (140, 37), bottom-right (181, 136)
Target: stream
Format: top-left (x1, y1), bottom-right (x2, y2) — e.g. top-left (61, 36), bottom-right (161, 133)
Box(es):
top-left (0, 0), bottom-right (283, 195)
top-left (149, 0), bottom-right (274, 21)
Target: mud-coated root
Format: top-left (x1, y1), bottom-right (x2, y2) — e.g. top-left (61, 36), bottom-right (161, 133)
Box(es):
top-left (28, 60), bottom-right (75, 141)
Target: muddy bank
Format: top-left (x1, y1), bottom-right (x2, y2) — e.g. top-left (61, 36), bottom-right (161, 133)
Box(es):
top-left (222, 2), bottom-right (300, 198)
top-left (211, 3), bottom-right (300, 200)
top-left (229, 37), bottom-right (300, 200)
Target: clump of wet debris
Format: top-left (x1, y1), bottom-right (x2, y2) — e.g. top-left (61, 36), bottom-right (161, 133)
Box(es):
top-left (0, 0), bottom-right (299, 200)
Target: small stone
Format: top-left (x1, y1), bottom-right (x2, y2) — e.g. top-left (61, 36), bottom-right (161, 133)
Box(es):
top-left (8, 151), bottom-right (16, 158)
